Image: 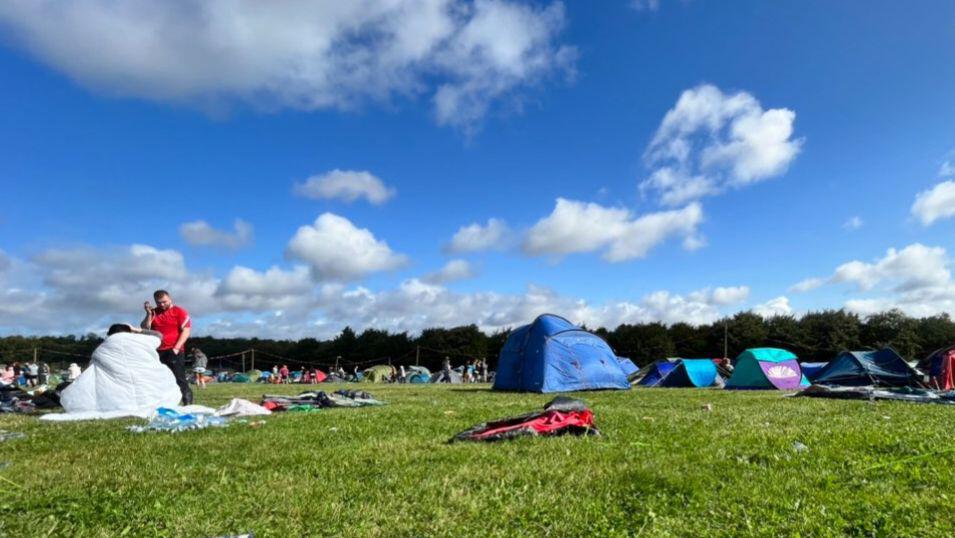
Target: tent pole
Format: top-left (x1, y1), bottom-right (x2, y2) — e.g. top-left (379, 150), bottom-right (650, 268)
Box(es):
top-left (723, 321), bottom-right (728, 359)
top-left (250, 349), bottom-right (255, 372)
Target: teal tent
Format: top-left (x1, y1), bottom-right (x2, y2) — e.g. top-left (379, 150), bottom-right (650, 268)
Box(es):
top-left (725, 348), bottom-right (809, 390)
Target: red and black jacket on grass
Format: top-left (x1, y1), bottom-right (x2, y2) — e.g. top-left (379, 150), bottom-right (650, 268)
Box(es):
top-left (451, 396), bottom-right (599, 442)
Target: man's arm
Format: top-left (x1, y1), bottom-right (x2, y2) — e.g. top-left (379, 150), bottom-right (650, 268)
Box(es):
top-left (140, 302), bottom-right (154, 330)
top-left (173, 326), bottom-right (191, 354)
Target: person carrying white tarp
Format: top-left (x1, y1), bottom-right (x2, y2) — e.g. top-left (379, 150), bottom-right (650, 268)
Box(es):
top-left (42, 324), bottom-right (182, 421)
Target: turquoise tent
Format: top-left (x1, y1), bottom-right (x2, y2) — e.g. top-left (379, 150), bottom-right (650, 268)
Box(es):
top-left (725, 348), bottom-right (809, 390)
top-left (637, 359), bottom-right (721, 388)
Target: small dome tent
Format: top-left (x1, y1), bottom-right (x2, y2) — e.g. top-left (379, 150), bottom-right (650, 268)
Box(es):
top-left (636, 359), bottom-right (721, 388)
top-left (492, 314), bottom-right (630, 393)
top-left (814, 348), bottom-right (921, 387)
top-left (725, 348), bottom-right (809, 390)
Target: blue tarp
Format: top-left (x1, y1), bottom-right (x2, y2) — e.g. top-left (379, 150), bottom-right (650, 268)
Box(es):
top-left (492, 314), bottom-right (631, 393)
top-left (813, 348), bottom-right (920, 387)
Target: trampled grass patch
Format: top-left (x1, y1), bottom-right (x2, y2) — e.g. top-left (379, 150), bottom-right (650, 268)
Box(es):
top-left (1, 384), bottom-right (953, 537)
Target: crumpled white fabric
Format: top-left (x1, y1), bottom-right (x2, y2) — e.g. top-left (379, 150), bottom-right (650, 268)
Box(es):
top-left (214, 398), bottom-right (271, 417)
top-left (40, 332), bottom-right (183, 422)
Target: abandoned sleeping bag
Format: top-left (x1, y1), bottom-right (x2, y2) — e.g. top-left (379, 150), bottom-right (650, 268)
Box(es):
top-left (42, 331), bottom-right (181, 421)
top-left (451, 396), bottom-right (599, 442)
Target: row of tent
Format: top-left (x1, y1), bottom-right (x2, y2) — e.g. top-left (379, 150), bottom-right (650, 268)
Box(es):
top-left (490, 313), bottom-right (955, 393)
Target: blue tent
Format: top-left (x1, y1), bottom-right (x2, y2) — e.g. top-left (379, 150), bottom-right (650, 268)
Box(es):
top-left (800, 362), bottom-right (829, 381)
top-left (636, 360), bottom-right (678, 387)
top-left (617, 358), bottom-right (639, 379)
top-left (659, 359), bottom-right (720, 388)
top-left (492, 314), bottom-right (631, 393)
top-left (813, 348), bottom-right (921, 387)
top-left (637, 359), bottom-right (720, 388)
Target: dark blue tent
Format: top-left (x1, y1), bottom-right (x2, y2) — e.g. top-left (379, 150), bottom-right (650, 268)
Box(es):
top-left (636, 360), bottom-right (678, 387)
top-left (636, 359), bottom-right (721, 388)
top-left (813, 348), bottom-right (921, 387)
top-left (800, 362), bottom-right (828, 381)
top-left (492, 314), bottom-right (631, 393)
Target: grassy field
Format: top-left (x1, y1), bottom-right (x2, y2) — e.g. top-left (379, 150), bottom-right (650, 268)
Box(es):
top-left (0, 383), bottom-right (953, 537)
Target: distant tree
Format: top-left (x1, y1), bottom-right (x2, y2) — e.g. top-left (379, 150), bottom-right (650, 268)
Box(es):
top-left (861, 310), bottom-right (921, 360)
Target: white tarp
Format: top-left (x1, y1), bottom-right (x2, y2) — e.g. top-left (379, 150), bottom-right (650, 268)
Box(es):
top-left (40, 332), bottom-right (182, 422)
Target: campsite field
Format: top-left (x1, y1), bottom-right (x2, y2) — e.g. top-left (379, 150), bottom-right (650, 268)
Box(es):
top-left (1, 384), bottom-right (953, 537)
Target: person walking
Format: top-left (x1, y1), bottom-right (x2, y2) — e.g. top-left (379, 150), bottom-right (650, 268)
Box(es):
top-left (141, 289), bottom-right (193, 405)
top-left (190, 347), bottom-right (209, 390)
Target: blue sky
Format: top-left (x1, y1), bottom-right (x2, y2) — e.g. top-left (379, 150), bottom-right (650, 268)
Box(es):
top-left (1, 0), bottom-right (955, 338)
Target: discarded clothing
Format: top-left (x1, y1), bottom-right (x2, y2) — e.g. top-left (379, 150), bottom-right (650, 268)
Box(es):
top-left (128, 407), bottom-right (229, 433)
top-left (261, 390), bottom-right (384, 412)
top-left (451, 396), bottom-right (599, 442)
top-left (215, 398), bottom-right (271, 417)
top-left (797, 384), bottom-right (955, 405)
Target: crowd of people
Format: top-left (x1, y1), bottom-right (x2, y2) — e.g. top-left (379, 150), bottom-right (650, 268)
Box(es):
top-left (0, 361), bottom-right (81, 388)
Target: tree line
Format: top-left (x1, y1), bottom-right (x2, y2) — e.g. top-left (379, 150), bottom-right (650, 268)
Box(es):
top-left (2, 309), bottom-right (953, 372)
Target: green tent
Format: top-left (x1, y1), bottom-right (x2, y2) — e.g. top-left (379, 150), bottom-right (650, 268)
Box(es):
top-left (363, 364), bottom-right (394, 383)
top-left (725, 348), bottom-right (809, 390)
top-left (232, 373), bottom-right (251, 383)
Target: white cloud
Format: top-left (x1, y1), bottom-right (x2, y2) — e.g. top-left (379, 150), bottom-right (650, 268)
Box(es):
top-left (286, 213), bottom-right (408, 281)
top-left (0, 0), bottom-right (575, 130)
top-left (752, 296), bottom-right (793, 318)
top-left (687, 286), bottom-right (750, 307)
top-left (523, 198), bottom-right (703, 262)
top-left (0, 242), bottom-right (760, 338)
top-left (790, 277), bottom-right (825, 293)
top-left (446, 218), bottom-right (510, 253)
top-left (293, 170), bottom-right (395, 205)
top-left (831, 244), bottom-right (949, 292)
top-left (215, 265), bottom-right (315, 311)
top-left (843, 216), bottom-right (863, 230)
top-left (795, 243), bottom-right (955, 319)
top-left (179, 219), bottom-right (253, 249)
top-left (939, 160), bottom-right (955, 178)
top-left (912, 180), bottom-right (955, 226)
top-left (423, 259), bottom-right (475, 284)
top-left (641, 84), bottom-right (802, 206)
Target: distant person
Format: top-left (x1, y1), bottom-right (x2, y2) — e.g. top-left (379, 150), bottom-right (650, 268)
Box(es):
top-left (279, 365), bottom-right (290, 384)
top-left (68, 362), bottom-right (82, 381)
top-left (399, 365), bottom-right (406, 383)
top-left (190, 347), bottom-right (209, 390)
top-left (480, 360), bottom-right (488, 383)
top-left (0, 365), bottom-right (14, 385)
top-left (141, 289), bottom-right (193, 405)
top-left (39, 362), bottom-right (51, 385)
top-left (25, 361), bottom-right (39, 387)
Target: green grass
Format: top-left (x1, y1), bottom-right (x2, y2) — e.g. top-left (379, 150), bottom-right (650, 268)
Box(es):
top-left (1, 383), bottom-right (954, 537)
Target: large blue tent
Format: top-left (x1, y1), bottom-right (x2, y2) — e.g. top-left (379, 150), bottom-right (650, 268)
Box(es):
top-left (492, 314), bottom-right (631, 393)
top-left (813, 348), bottom-right (921, 387)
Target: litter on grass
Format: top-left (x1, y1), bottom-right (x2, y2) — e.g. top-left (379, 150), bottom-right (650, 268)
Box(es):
top-left (451, 396), bottom-right (599, 442)
top-left (0, 430), bottom-right (26, 442)
top-left (127, 407), bottom-right (229, 434)
top-left (261, 390), bottom-right (385, 412)
top-left (797, 384), bottom-right (955, 405)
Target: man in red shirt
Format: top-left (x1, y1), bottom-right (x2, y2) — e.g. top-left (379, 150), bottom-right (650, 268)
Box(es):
top-left (141, 289), bottom-right (193, 405)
